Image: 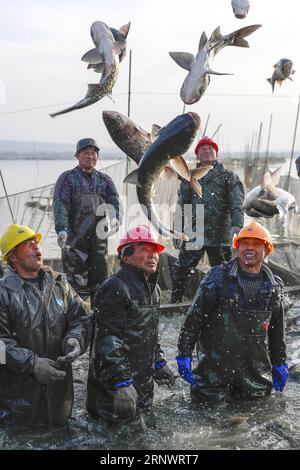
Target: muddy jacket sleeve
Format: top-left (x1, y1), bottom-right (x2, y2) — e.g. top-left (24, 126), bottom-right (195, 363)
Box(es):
top-left (0, 292), bottom-right (37, 374)
top-left (53, 173), bottom-right (72, 234)
top-left (93, 281), bottom-right (132, 385)
top-left (178, 270), bottom-right (218, 356)
top-left (268, 282), bottom-right (287, 365)
top-left (61, 280), bottom-right (92, 355)
top-left (226, 172), bottom-right (245, 228)
top-left (105, 176), bottom-right (124, 226)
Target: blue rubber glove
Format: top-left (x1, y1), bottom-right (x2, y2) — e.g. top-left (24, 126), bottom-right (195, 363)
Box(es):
top-left (272, 364), bottom-right (288, 392)
top-left (176, 356), bottom-right (196, 385)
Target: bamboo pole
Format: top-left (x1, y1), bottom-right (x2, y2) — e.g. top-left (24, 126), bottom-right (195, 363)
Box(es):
top-left (0, 169), bottom-right (15, 223)
top-left (285, 95), bottom-right (300, 191)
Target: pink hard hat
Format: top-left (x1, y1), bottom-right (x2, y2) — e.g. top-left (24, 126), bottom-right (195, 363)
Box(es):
top-left (117, 224), bottom-right (165, 253)
top-left (194, 136), bottom-right (219, 156)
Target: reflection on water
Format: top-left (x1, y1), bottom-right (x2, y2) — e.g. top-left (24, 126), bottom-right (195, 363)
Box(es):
top-left (1, 306), bottom-right (300, 450)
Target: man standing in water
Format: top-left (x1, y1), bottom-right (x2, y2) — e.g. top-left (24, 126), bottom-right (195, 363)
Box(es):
top-left (53, 138), bottom-right (123, 303)
top-left (86, 224), bottom-right (175, 427)
top-left (171, 136), bottom-right (244, 303)
top-left (176, 221), bottom-right (288, 402)
top-left (0, 224), bottom-right (91, 425)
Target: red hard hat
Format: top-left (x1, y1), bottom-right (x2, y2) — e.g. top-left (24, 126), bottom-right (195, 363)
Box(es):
top-left (194, 136), bottom-right (219, 156)
top-left (117, 224), bottom-right (165, 253)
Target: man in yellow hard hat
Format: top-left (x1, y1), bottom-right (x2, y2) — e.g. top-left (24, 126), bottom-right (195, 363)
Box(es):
top-left (0, 224), bottom-right (91, 426)
top-left (176, 221), bottom-right (288, 403)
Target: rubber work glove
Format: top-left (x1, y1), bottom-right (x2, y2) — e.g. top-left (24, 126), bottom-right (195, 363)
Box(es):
top-left (176, 356), bottom-right (196, 385)
top-left (57, 230), bottom-right (68, 248)
top-left (231, 226), bottom-right (242, 241)
top-left (272, 364), bottom-right (289, 392)
top-left (33, 357), bottom-right (66, 385)
top-left (172, 238), bottom-right (183, 250)
top-left (113, 383), bottom-right (138, 419)
top-left (154, 361), bottom-right (176, 388)
top-left (56, 338), bottom-right (81, 366)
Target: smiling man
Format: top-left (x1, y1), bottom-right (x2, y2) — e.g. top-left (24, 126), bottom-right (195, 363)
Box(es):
top-left (0, 224), bottom-right (91, 425)
top-left (176, 221), bottom-right (288, 403)
top-left (86, 224), bottom-right (175, 427)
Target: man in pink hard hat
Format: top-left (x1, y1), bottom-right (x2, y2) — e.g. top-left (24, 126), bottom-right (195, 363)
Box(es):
top-left (171, 136), bottom-right (245, 303)
top-left (86, 224), bottom-right (175, 427)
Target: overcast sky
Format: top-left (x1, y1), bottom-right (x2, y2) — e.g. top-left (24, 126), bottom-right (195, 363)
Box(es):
top-left (0, 0), bottom-right (299, 153)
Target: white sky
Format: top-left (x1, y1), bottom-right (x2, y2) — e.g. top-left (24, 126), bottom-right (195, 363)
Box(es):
top-left (0, 0), bottom-right (299, 153)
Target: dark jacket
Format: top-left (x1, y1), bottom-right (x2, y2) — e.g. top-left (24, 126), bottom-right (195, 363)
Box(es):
top-left (175, 162), bottom-right (245, 246)
top-left (178, 258), bottom-right (286, 399)
top-left (0, 266), bottom-right (91, 425)
top-left (86, 262), bottom-right (164, 422)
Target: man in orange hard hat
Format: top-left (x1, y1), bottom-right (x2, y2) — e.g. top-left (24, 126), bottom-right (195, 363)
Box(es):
top-left (171, 136), bottom-right (245, 303)
top-left (177, 221), bottom-right (288, 402)
top-left (0, 224), bottom-right (91, 426)
top-left (86, 224), bottom-right (175, 427)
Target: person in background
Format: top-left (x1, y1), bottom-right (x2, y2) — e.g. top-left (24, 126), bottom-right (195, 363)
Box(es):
top-left (53, 138), bottom-right (123, 302)
top-left (295, 155), bottom-right (300, 178)
top-left (171, 136), bottom-right (245, 303)
top-left (176, 221), bottom-right (287, 404)
top-left (86, 224), bottom-right (175, 428)
top-left (0, 224), bottom-right (91, 426)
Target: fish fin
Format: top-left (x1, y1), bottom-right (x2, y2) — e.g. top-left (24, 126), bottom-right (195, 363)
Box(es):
top-left (261, 171), bottom-right (277, 194)
top-left (189, 179), bottom-right (202, 197)
top-left (169, 156), bottom-right (190, 181)
top-left (160, 165), bottom-right (178, 180)
top-left (112, 41), bottom-right (124, 55)
top-left (107, 94), bottom-right (116, 103)
top-left (119, 22), bottom-right (131, 38)
top-left (150, 124), bottom-right (161, 142)
top-left (267, 77), bottom-right (275, 93)
top-left (123, 169), bottom-right (141, 186)
top-left (88, 63), bottom-right (106, 73)
top-left (288, 77), bottom-right (294, 82)
top-left (211, 26), bottom-right (222, 40)
top-left (199, 31), bottom-right (208, 50)
top-left (169, 52), bottom-right (195, 71)
top-left (230, 24), bottom-right (262, 48)
top-left (81, 48), bottom-right (103, 64)
top-left (270, 167), bottom-right (281, 186)
top-left (190, 165), bottom-right (213, 180)
top-left (207, 69), bottom-right (234, 76)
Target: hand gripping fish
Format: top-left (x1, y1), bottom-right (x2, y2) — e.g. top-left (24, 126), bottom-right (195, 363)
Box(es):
top-left (169, 24), bottom-right (261, 105)
top-left (50, 21), bottom-right (123, 118)
top-left (123, 112), bottom-right (211, 239)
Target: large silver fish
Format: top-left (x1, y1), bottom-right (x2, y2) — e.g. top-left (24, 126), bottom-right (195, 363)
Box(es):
top-left (267, 58), bottom-right (295, 93)
top-left (82, 21), bottom-right (130, 73)
top-left (50, 22), bottom-right (122, 118)
top-left (123, 112), bottom-right (211, 239)
top-left (231, 0), bottom-right (250, 19)
top-left (103, 110), bottom-right (211, 196)
top-left (243, 168), bottom-right (296, 219)
top-left (169, 24), bottom-right (261, 105)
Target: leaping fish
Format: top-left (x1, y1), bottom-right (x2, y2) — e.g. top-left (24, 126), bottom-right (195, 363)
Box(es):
top-left (123, 112), bottom-right (211, 239)
top-left (50, 22), bottom-right (122, 118)
top-left (231, 0), bottom-right (251, 19)
top-left (267, 58), bottom-right (295, 93)
top-left (169, 24), bottom-right (261, 105)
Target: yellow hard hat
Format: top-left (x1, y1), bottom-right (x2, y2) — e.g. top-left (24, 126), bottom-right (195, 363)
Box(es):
top-left (0, 224), bottom-right (42, 262)
top-left (233, 221), bottom-right (274, 254)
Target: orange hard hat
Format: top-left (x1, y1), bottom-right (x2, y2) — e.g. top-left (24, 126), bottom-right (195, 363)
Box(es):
top-left (233, 221), bottom-right (274, 254)
top-left (117, 224), bottom-right (165, 254)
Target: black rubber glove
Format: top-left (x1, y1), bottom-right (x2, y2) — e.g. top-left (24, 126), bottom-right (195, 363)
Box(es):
top-left (33, 358), bottom-right (66, 384)
top-left (113, 384), bottom-right (138, 419)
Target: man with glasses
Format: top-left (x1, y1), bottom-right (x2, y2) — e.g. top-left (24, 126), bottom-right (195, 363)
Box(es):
top-left (171, 136), bottom-right (245, 303)
top-left (0, 224), bottom-right (91, 426)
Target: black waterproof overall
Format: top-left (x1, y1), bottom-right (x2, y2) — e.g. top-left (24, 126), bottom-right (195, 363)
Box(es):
top-left (192, 271), bottom-right (274, 403)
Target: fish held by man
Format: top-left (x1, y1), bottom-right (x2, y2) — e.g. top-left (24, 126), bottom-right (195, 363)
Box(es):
top-left (243, 168), bottom-right (296, 219)
top-left (169, 24), bottom-right (261, 105)
top-left (123, 112), bottom-right (211, 239)
top-left (231, 0), bottom-right (250, 19)
top-left (267, 59), bottom-right (295, 93)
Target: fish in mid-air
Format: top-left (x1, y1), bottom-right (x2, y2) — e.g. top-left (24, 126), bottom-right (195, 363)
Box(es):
top-left (169, 24), bottom-right (261, 105)
top-left (123, 112), bottom-right (212, 239)
top-left (231, 0), bottom-right (250, 19)
top-left (82, 21), bottom-right (131, 72)
top-left (50, 22), bottom-right (123, 118)
top-left (103, 110), bottom-right (211, 196)
top-left (243, 168), bottom-right (296, 219)
top-left (267, 59), bottom-right (295, 93)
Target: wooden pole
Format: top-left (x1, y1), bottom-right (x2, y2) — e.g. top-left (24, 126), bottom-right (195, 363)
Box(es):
top-left (202, 114), bottom-right (211, 137)
top-left (263, 113), bottom-right (273, 172)
top-left (286, 95), bottom-right (300, 191)
top-left (125, 50), bottom-right (133, 230)
top-left (0, 169), bottom-right (15, 223)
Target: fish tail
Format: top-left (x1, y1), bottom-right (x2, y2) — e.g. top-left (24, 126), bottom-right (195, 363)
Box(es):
top-left (266, 77), bottom-right (275, 93)
top-left (230, 24), bottom-right (262, 48)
